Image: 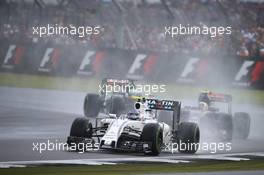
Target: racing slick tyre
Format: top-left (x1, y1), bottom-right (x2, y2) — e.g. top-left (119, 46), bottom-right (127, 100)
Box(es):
top-left (178, 122), bottom-right (200, 154)
top-left (84, 93), bottom-right (102, 118)
top-left (233, 112), bottom-right (250, 140)
top-left (106, 96), bottom-right (126, 115)
top-left (141, 123), bottom-right (163, 155)
top-left (69, 117), bottom-right (93, 138)
top-left (200, 113), bottom-right (233, 142)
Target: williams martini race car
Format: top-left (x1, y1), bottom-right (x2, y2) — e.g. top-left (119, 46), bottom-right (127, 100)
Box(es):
top-left (182, 91), bottom-right (251, 141)
top-left (67, 98), bottom-right (200, 155)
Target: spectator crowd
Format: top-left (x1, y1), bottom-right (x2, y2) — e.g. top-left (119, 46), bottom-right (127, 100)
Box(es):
top-left (0, 0), bottom-right (264, 59)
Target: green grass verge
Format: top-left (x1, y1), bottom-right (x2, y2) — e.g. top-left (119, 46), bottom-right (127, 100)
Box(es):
top-left (0, 72), bottom-right (264, 105)
top-left (1, 160), bottom-right (264, 175)
top-left (0, 72), bottom-right (99, 93)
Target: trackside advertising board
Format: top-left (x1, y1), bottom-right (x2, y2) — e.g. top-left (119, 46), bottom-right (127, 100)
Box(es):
top-left (0, 43), bottom-right (263, 89)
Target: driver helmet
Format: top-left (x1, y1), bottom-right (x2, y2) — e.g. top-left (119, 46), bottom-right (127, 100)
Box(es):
top-left (199, 102), bottom-right (209, 112)
top-left (145, 109), bottom-right (155, 119)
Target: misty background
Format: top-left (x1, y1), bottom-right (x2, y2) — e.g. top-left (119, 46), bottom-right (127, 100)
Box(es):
top-left (0, 0), bottom-right (263, 56)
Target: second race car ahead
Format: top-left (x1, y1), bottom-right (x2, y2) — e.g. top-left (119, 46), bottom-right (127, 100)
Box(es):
top-left (83, 78), bottom-right (141, 118)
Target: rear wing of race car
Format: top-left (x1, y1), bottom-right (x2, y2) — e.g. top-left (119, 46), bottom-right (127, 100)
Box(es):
top-left (207, 92), bottom-right (232, 103)
top-left (100, 78), bottom-right (135, 95)
top-left (199, 91), bottom-right (232, 104)
top-left (101, 78), bottom-right (135, 86)
top-left (145, 99), bottom-right (181, 132)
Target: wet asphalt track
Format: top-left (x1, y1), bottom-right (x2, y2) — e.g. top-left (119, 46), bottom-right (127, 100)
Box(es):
top-left (0, 86), bottom-right (264, 162)
top-left (148, 171), bottom-right (264, 175)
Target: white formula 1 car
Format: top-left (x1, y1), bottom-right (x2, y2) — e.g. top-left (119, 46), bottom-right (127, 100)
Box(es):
top-left (67, 98), bottom-right (200, 155)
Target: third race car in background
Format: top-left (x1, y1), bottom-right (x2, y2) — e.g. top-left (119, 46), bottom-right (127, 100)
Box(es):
top-left (181, 91), bottom-right (251, 141)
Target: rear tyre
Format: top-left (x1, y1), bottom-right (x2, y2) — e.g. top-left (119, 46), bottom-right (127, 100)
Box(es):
top-left (233, 112), bottom-right (250, 140)
top-left (84, 93), bottom-right (102, 117)
top-left (106, 96), bottom-right (126, 115)
top-left (201, 113), bottom-right (233, 142)
top-left (69, 117), bottom-right (93, 138)
top-left (178, 122), bottom-right (200, 154)
top-left (141, 123), bottom-right (162, 155)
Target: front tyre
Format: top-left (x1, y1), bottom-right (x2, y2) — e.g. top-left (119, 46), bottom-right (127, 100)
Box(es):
top-left (141, 123), bottom-right (163, 155)
top-left (69, 117), bottom-right (93, 138)
top-left (178, 122), bottom-right (200, 154)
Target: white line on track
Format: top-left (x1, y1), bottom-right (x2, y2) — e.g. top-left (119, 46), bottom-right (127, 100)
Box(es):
top-left (1, 152), bottom-right (264, 168)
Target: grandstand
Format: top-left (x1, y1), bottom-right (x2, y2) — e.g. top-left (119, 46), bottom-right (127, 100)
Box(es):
top-left (0, 0), bottom-right (263, 58)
